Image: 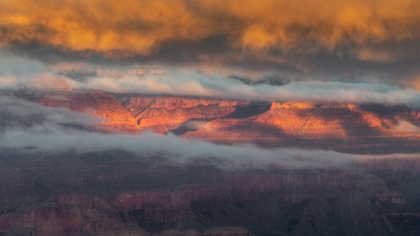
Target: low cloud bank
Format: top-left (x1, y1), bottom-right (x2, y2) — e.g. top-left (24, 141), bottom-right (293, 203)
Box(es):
top-left (2, 121), bottom-right (419, 170)
top-left (0, 95), bottom-right (100, 126)
top-left (0, 125), bottom-right (354, 169)
top-left (67, 71), bottom-right (420, 107)
top-left (0, 50), bottom-right (47, 90)
top-left (1, 56), bottom-right (420, 107)
top-left (5, 72), bottom-right (420, 108)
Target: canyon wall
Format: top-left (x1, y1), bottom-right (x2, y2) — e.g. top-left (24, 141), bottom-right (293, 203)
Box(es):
top-left (16, 88), bottom-right (420, 152)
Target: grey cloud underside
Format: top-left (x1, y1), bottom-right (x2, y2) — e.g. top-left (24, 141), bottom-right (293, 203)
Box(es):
top-left (3, 37), bottom-right (420, 102)
top-left (6, 37), bottom-right (420, 82)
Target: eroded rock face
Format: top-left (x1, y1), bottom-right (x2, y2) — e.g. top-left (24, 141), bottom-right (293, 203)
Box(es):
top-left (0, 203), bottom-right (249, 235)
top-left (1, 151), bottom-right (420, 235)
top-left (204, 227), bottom-right (250, 236)
top-left (334, 190), bottom-right (376, 235)
top-left (110, 189), bottom-right (194, 222)
top-left (125, 96), bottom-right (240, 133)
top-left (17, 90), bottom-right (138, 130)
top-left (0, 204), bottom-right (148, 236)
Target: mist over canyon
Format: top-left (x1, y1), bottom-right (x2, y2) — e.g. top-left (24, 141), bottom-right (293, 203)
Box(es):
top-left (0, 79), bottom-right (420, 235)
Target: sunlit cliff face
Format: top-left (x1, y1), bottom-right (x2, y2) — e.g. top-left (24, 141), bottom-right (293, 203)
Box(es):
top-left (23, 81), bottom-right (420, 145)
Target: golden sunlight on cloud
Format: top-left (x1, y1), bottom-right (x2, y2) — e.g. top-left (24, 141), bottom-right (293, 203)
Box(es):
top-left (356, 49), bottom-right (395, 63)
top-left (394, 120), bottom-right (420, 133)
top-left (0, 0), bottom-right (419, 57)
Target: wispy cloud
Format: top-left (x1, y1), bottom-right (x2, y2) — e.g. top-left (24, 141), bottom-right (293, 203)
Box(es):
top-left (0, 95), bottom-right (100, 126)
top-left (0, 125), bottom-right (355, 169)
top-left (394, 120), bottom-right (420, 133)
top-left (65, 70), bottom-right (420, 107)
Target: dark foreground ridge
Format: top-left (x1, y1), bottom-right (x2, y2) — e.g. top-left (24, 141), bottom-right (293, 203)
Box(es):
top-left (1, 150), bottom-right (420, 235)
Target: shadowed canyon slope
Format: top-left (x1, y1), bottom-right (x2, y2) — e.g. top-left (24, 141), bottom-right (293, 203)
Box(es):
top-left (1, 150), bottom-right (420, 235)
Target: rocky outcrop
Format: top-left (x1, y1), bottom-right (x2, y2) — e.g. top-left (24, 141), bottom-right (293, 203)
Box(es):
top-left (159, 229), bottom-right (200, 236)
top-left (54, 194), bottom-right (114, 209)
top-left (0, 204), bottom-right (148, 236)
top-left (18, 90), bottom-right (138, 130)
top-left (204, 227), bottom-right (249, 236)
top-left (181, 171), bottom-right (393, 205)
top-left (110, 189), bottom-right (194, 222)
top-left (158, 228), bottom-right (249, 236)
top-left (124, 96), bottom-right (239, 133)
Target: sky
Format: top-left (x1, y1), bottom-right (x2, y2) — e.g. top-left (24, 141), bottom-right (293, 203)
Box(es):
top-left (0, 0), bottom-right (420, 103)
top-left (1, 1), bottom-right (420, 167)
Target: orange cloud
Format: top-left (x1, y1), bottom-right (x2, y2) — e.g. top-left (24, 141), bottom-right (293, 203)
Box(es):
top-left (356, 49), bottom-right (395, 63)
top-left (0, 0), bottom-right (419, 57)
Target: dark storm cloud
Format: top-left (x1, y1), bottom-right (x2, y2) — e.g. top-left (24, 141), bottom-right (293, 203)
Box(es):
top-left (2, 0), bottom-right (420, 56)
top-left (1, 0), bottom-right (420, 76)
top-left (5, 36), bottom-right (420, 92)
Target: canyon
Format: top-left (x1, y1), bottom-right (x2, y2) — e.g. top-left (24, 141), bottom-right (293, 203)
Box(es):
top-left (1, 150), bottom-right (420, 235)
top-left (1, 83), bottom-right (420, 235)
